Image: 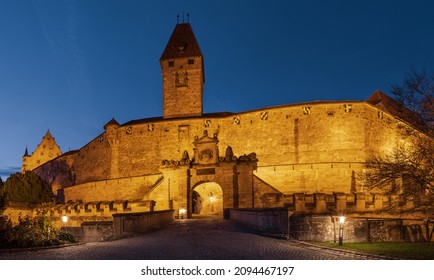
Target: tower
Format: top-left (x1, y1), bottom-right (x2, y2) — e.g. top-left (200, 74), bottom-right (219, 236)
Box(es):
top-left (160, 23), bottom-right (204, 119)
top-left (21, 130), bottom-right (62, 172)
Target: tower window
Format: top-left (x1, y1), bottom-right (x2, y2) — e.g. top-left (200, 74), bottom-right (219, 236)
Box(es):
top-left (168, 61), bottom-right (174, 67)
top-left (188, 59), bottom-right (195, 65)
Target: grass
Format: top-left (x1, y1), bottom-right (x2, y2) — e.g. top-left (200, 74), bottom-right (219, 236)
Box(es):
top-left (316, 242), bottom-right (434, 260)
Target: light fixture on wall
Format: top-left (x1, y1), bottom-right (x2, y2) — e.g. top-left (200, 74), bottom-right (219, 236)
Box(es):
top-left (179, 208), bottom-right (186, 219)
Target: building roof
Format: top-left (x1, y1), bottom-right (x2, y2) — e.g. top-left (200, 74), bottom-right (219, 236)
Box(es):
top-left (367, 90), bottom-right (401, 116)
top-left (160, 23), bottom-right (203, 60)
top-left (367, 90), bottom-right (420, 126)
top-left (103, 118), bottom-right (120, 130)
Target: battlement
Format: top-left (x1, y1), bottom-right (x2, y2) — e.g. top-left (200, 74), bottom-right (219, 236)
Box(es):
top-left (262, 192), bottom-right (389, 214)
top-left (1, 200), bottom-right (156, 229)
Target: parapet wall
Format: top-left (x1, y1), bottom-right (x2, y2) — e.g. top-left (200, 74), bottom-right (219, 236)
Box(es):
top-left (2, 200), bottom-right (155, 229)
top-left (229, 209), bottom-right (434, 242)
top-left (113, 210), bottom-right (175, 238)
top-left (229, 208), bottom-right (290, 238)
top-left (260, 192), bottom-right (389, 213)
top-left (289, 214), bottom-right (433, 242)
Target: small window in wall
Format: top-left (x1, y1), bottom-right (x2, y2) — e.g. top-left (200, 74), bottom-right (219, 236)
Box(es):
top-left (168, 61), bottom-right (174, 67)
top-left (188, 59), bottom-right (194, 65)
top-left (378, 111), bottom-right (384, 119)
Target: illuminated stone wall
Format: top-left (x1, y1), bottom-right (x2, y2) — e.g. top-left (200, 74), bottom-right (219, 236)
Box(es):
top-left (34, 99), bottom-right (401, 210)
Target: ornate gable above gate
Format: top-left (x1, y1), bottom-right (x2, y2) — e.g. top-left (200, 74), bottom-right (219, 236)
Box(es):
top-left (193, 131), bottom-right (219, 165)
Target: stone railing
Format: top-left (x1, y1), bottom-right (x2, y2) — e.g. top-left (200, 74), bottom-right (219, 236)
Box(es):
top-left (228, 208), bottom-right (290, 238)
top-left (113, 210), bottom-right (175, 238)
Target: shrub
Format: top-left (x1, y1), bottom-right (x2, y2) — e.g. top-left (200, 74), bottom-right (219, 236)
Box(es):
top-left (0, 215), bottom-right (77, 249)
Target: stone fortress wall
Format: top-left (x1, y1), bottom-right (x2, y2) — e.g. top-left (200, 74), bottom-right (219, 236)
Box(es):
top-left (34, 98), bottom-right (402, 212)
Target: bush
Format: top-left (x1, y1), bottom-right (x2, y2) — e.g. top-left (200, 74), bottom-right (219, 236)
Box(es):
top-left (0, 215), bottom-right (77, 249)
top-left (56, 230), bottom-right (77, 243)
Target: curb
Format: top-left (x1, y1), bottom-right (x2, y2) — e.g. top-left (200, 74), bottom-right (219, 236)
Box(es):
top-left (0, 242), bottom-right (86, 253)
top-left (291, 240), bottom-right (401, 260)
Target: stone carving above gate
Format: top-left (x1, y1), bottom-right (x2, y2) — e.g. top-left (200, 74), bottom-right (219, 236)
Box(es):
top-left (161, 131), bottom-right (258, 168)
top-left (193, 131), bottom-right (219, 165)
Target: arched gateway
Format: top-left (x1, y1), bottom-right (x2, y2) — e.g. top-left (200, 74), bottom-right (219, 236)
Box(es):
top-left (159, 132), bottom-right (258, 218)
top-left (192, 182), bottom-right (223, 218)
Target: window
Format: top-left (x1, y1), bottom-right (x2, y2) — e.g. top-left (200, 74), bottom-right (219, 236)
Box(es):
top-left (168, 61), bottom-right (174, 67)
top-left (188, 59), bottom-right (194, 65)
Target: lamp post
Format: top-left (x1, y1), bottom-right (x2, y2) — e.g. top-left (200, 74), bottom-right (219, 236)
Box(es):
top-left (338, 216), bottom-right (345, 246)
top-left (209, 194), bottom-right (215, 213)
top-left (61, 215), bottom-right (69, 231)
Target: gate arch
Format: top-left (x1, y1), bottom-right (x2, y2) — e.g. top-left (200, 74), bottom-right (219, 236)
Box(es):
top-left (192, 182), bottom-right (224, 218)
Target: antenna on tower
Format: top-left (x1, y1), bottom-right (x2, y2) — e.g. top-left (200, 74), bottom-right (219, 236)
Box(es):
top-left (187, 13), bottom-right (190, 23)
top-left (182, 12), bottom-right (185, 23)
top-left (177, 14), bottom-right (179, 24)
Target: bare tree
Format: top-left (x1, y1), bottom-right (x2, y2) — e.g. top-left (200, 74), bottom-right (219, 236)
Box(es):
top-left (391, 70), bottom-right (434, 136)
top-left (362, 71), bottom-right (434, 216)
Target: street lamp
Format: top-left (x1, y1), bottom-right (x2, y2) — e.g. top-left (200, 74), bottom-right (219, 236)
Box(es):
top-left (339, 216), bottom-right (345, 246)
top-left (209, 194), bottom-right (215, 213)
top-left (61, 215), bottom-right (69, 230)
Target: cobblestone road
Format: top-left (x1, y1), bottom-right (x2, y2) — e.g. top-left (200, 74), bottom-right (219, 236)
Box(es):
top-left (0, 218), bottom-right (384, 260)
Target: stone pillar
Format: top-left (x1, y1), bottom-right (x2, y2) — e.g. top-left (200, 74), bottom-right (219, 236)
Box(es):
top-left (334, 193), bottom-right (347, 212)
top-left (294, 193), bottom-right (306, 212)
top-left (355, 192), bottom-right (367, 212)
top-left (236, 163), bottom-right (254, 208)
top-left (374, 194), bottom-right (383, 210)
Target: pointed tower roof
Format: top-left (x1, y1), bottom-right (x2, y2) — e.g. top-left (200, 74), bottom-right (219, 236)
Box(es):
top-left (103, 118), bottom-right (120, 130)
top-left (160, 23), bottom-right (203, 60)
top-left (43, 129), bottom-right (54, 141)
top-left (23, 146), bottom-right (29, 157)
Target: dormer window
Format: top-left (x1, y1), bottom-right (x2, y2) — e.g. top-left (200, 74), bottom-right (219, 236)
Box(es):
top-left (177, 43), bottom-right (188, 52)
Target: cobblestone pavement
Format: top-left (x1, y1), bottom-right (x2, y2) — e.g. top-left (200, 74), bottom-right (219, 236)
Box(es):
top-left (0, 219), bottom-right (385, 260)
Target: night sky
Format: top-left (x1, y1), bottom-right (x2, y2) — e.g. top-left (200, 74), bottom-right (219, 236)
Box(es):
top-left (1, 0), bottom-right (434, 179)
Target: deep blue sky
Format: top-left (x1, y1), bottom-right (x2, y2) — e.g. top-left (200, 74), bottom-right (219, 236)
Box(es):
top-left (1, 0), bottom-right (434, 179)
